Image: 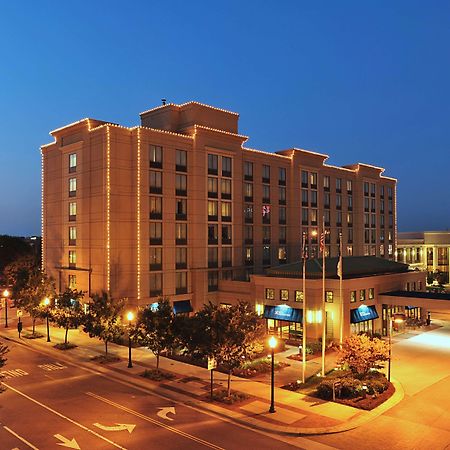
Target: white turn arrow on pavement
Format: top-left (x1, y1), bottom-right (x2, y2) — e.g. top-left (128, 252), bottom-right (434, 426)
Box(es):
top-left (157, 406), bottom-right (176, 421)
top-left (54, 434), bottom-right (80, 449)
top-left (93, 423), bottom-right (136, 433)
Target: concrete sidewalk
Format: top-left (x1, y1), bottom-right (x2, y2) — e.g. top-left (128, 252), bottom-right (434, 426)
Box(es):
top-left (0, 319), bottom-right (404, 436)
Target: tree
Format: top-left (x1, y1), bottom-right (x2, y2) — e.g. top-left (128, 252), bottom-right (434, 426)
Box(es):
top-left (136, 297), bottom-right (176, 370)
top-left (337, 334), bottom-right (389, 376)
top-left (0, 235), bottom-right (38, 280)
top-left (0, 344), bottom-right (8, 393)
top-left (83, 292), bottom-right (124, 356)
top-left (52, 288), bottom-right (84, 345)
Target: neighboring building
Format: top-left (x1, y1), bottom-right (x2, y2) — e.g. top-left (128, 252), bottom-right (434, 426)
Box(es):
top-left (41, 101), bottom-right (397, 310)
top-left (398, 231), bottom-right (450, 284)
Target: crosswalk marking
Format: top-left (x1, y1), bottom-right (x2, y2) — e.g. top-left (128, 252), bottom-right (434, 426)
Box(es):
top-left (1, 369), bottom-right (29, 379)
top-left (38, 362), bottom-right (67, 372)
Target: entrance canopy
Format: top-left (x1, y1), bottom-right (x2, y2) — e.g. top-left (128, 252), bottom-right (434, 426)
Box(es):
top-left (173, 300), bottom-right (193, 314)
top-left (263, 304), bottom-right (303, 323)
top-left (350, 305), bottom-right (379, 323)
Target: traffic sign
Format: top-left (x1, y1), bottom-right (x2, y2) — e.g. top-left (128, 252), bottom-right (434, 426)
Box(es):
top-left (207, 357), bottom-right (217, 371)
top-left (16, 309), bottom-right (23, 317)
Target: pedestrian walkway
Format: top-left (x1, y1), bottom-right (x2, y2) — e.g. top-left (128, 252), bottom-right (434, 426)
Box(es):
top-left (0, 318), bottom-right (404, 436)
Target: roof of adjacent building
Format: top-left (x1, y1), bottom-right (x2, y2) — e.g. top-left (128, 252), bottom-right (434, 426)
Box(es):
top-left (266, 256), bottom-right (410, 279)
top-left (380, 290), bottom-right (450, 301)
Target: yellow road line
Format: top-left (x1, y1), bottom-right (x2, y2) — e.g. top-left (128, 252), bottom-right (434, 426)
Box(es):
top-left (3, 383), bottom-right (127, 450)
top-left (86, 391), bottom-right (225, 450)
top-left (4, 425), bottom-right (39, 450)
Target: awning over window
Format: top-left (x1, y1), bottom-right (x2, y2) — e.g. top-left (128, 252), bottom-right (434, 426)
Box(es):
top-left (405, 305), bottom-right (418, 310)
top-left (173, 300), bottom-right (193, 314)
top-left (350, 305), bottom-right (379, 323)
top-left (263, 305), bottom-right (303, 323)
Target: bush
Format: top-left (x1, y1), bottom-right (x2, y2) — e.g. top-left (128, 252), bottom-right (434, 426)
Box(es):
top-left (23, 332), bottom-right (44, 339)
top-left (141, 369), bottom-right (176, 381)
top-left (316, 379), bottom-right (334, 400)
top-left (316, 376), bottom-right (363, 400)
top-left (364, 371), bottom-right (389, 394)
top-left (91, 354), bottom-right (121, 364)
top-left (54, 342), bottom-right (77, 350)
top-left (233, 357), bottom-right (288, 378)
top-left (211, 388), bottom-right (249, 404)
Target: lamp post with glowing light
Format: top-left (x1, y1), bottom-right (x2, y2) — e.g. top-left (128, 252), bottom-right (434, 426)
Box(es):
top-left (43, 297), bottom-right (51, 342)
top-left (3, 289), bottom-right (10, 328)
top-left (268, 336), bottom-right (277, 413)
top-left (126, 311), bottom-right (135, 368)
top-left (388, 314), bottom-right (405, 381)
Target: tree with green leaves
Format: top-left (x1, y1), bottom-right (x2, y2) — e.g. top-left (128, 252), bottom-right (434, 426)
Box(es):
top-left (0, 344), bottom-right (8, 393)
top-left (83, 292), bottom-right (124, 356)
top-left (337, 334), bottom-right (389, 376)
top-left (52, 288), bottom-right (84, 346)
top-left (136, 297), bottom-right (176, 370)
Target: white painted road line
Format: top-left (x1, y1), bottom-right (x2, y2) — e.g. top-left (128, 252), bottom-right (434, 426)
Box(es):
top-left (3, 383), bottom-right (127, 450)
top-left (86, 391), bottom-right (225, 450)
top-left (3, 425), bottom-right (39, 450)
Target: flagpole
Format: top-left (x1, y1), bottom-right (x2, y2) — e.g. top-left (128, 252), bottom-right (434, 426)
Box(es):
top-left (302, 230), bottom-right (307, 384)
top-left (339, 232), bottom-right (344, 348)
top-left (321, 216), bottom-right (326, 377)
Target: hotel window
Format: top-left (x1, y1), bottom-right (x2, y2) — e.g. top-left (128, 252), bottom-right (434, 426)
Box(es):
top-left (279, 226), bottom-right (286, 244)
top-left (380, 185), bottom-right (385, 198)
top-left (388, 215), bottom-right (393, 228)
top-left (244, 161), bottom-right (253, 181)
top-left (222, 224), bottom-right (232, 244)
top-left (380, 215), bottom-right (385, 228)
top-left (388, 186), bottom-right (393, 200)
top-left (176, 272), bottom-right (187, 295)
top-left (380, 229), bottom-right (385, 242)
top-left (323, 175), bottom-right (330, 191)
top-left (365, 229), bottom-right (370, 244)
top-left (302, 208), bottom-right (308, 225)
top-left (324, 210), bottom-right (330, 226)
top-left (364, 213), bottom-right (370, 227)
top-left (150, 222), bottom-right (162, 245)
top-left (176, 223), bottom-right (187, 245)
top-left (347, 245), bottom-right (353, 255)
top-left (69, 153), bottom-right (77, 173)
top-left (149, 197), bottom-right (162, 219)
top-left (279, 207), bottom-right (286, 225)
top-left (310, 209), bottom-right (318, 226)
top-left (208, 224), bottom-right (218, 244)
top-left (208, 201), bottom-right (218, 221)
top-left (208, 177), bottom-right (218, 198)
top-left (149, 171), bottom-right (162, 194)
top-left (149, 273), bottom-right (163, 297)
top-left (310, 172), bottom-right (317, 189)
top-left (244, 225), bottom-right (253, 244)
top-left (68, 274), bottom-right (76, 289)
top-left (176, 198), bottom-right (187, 220)
top-left (336, 178), bottom-right (342, 193)
top-left (364, 182), bottom-right (369, 196)
top-left (348, 228), bottom-right (353, 243)
top-left (221, 202), bottom-right (232, 222)
top-left (176, 247), bottom-right (187, 269)
top-left (336, 195), bottom-right (342, 210)
top-left (310, 190), bottom-right (317, 207)
top-left (263, 226), bottom-right (271, 243)
top-left (364, 197), bottom-right (370, 212)
top-left (245, 247), bottom-right (253, 265)
top-left (371, 198), bottom-right (376, 212)
top-left (69, 202), bottom-right (77, 221)
top-left (300, 171), bottom-right (308, 188)
top-left (388, 199), bottom-right (393, 214)
top-left (369, 288), bottom-right (374, 299)
top-left (150, 248), bottom-right (162, 271)
top-left (360, 289), bottom-right (366, 301)
top-left (295, 290), bottom-right (303, 302)
top-left (208, 247), bottom-right (218, 268)
top-left (244, 183), bottom-right (253, 201)
top-left (302, 189), bottom-right (308, 206)
top-left (278, 246), bottom-right (287, 263)
top-left (326, 291), bottom-right (333, 303)
top-left (262, 164), bottom-right (270, 183)
top-left (208, 154), bottom-right (218, 175)
top-left (265, 288), bottom-right (275, 300)
top-left (279, 186), bottom-right (286, 205)
top-left (149, 145), bottom-right (163, 168)
top-left (176, 149), bottom-right (187, 172)
top-left (279, 167), bottom-right (286, 186)
top-left (262, 184), bottom-right (270, 203)
top-left (244, 204), bottom-right (253, 223)
top-left (69, 178), bottom-right (77, 197)
top-left (350, 291), bottom-right (356, 303)
top-left (380, 200), bottom-right (385, 213)
top-left (221, 179), bottom-right (232, 200)
top-left (175, 174), bottom-right (187, 196)
top-left (280, 289), bottom-right (289, 301)
top-left (371, 214), bottom-right (376, 229)
top-left (324, 192), bottom-right (330, 209)
top-left (222, 247), bottom-right (232, 267)
top-left (348, 195), bottom-right (353, 211)
top-left (380, 244), bottom-right (385, 256)
top-left (371, 183), bottom-right (376, 197)
top-left (263, 245), bottom-right (271, 265)
top-left (68, 250), bottom-right (76, 268)
top-left (69, 226), bottom-right (76, 246)
top-left (262, 205), bottom-right (271, 224)
top-left (222, 156), bottom-right (232, 177)
top-left (346, 180), bottom-right (352, 193)
top-left (208, 271), bottom-right (219, 292)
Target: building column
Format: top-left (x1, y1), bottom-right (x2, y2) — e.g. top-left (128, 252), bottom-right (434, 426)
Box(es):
top-left (433, 246), bottom-right (438, 272)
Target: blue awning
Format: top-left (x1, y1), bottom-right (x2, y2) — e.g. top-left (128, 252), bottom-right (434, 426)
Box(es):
top-left (405, 305), bottom-right (418, 310)
top-left (173, 300), bottom-right (193, 314)
top-left (350, 305), bottom-right (379, 324)
top-left (263, 305), bottom-right (303, 323)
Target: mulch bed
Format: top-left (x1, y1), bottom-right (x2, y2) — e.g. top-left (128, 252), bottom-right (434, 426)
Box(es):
top-left (334, 382), bottom-right (395, 410)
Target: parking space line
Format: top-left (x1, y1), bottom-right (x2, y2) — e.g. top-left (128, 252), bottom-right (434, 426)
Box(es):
top-left (86, 391), bottom-right (225, 450)
top-left (3, 383), bottom-right (127, 450)
top-left (3, 425), bottom-right (39, 450)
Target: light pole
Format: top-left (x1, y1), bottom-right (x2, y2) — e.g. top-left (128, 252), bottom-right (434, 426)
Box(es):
top-left (127, 311), bottom-right (134, 368)
top-left (3, 289), bottom-right (10, 328)
top-left (388, 314), bottom-right (405, 382)
top-left (301, 231), bottom-right (307, 384)
top-left (43, 297), bottom-right (51, 342)
top-left (268, 336), bottom-right (277, 413)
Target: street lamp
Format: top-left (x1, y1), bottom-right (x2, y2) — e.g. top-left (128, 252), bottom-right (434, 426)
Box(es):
top-left (127, 311), bottom-right (134, 368)
top-left (388, 314), bottom-right (405, 382)
top-left (43, 297), bottom-right (51, 342)
top-left (3, 289), bottom-right (10, 328)
top-left (268, 336), bottom-right (277, 413)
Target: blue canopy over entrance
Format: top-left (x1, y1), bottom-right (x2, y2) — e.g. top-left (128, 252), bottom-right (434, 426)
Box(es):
top-left (350, 305), bottom-right (379, 323)
top-left (263, 304), bottom-right (303, 323)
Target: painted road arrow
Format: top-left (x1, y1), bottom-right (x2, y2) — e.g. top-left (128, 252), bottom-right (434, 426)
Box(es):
top-left (54, 434), bottom-right (80, 449)
top-left (157, 406), bottom-right (176, 421)
top-left (93, 423), bottom-right (136, 433)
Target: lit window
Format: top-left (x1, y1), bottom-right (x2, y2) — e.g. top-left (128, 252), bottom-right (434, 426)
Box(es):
top-left (244, 183), bottom-right (253, 199)
top-left (68, 250), bottom-right (76, 268)
top-left (265, 288), bottom-right (275, 300)
top-left (175, 223), bottom-right (187, 243)
top-left (280, 289), bottom-right (289, 301)
top-left (208, 177), bottom-right (218, 197)
top-left (208, 201), bottom-right (218, 220)
top-left (68, 274), bottom-right (76, 289)
top-left (221, 179), bottom-right (232, 199)
top-left (323, 175), bottom-right (330, 189)
top-left (360, 289), bottom-right (366, 301)
top-left (221, 202), bottom-right (232, 221)
top-left (69, 226), bottom-right (76, 245)
top-left (326, 291), bottom-right (333, 303)
top-left (69, 153), bottom-right (77, 172)
top-left (69, 178), bottom-right (77, 196)
top-left (149, 145), bottom-right (162, 168)
top-left (149, 197), bottom-right (162, 219)
top-left (150, 248), bottom-right (162, 270)
top-left (369, 288), bottom-right (374, 299)
top-left (69, 202), bottom-right (77, 221)
top-left (350, 291), bottom-right (356, 302)
top-left (295, 290), bottom-right (303, 302)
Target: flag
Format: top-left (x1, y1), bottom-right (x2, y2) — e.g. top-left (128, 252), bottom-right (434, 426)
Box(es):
top-left (302, 232), bottom-right (308, 259)
top-left (337, 256), bottom-right (342, 278)
top-left (320, 232), bottom-right (325, 253)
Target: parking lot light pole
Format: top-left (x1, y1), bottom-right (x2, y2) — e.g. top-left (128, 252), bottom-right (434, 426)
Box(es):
top-left (43, 297), bottom-right (51, 342)
top-left (269, 336), bottom-right (277, 413)
top-left (127, 311), bottom-right (135, 368)
top-left (3, 289), bottom-right (10, 328)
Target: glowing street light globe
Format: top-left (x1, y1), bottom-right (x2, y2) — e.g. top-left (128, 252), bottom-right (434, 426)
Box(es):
top-left (126, 311), bottom-right (134, 322)
top-left (268, 336), bottom-right (277, 349)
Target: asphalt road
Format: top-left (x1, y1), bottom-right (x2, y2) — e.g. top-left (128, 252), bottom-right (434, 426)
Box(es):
top-left (0, 339), bottom-right (331, 450)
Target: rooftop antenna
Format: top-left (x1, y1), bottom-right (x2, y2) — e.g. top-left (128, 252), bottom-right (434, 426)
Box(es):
top-left (161, 98), bottom-right (166, 106)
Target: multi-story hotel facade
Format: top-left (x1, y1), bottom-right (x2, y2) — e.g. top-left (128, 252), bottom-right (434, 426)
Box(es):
top-left (41, 101), bottom-right (397, 311)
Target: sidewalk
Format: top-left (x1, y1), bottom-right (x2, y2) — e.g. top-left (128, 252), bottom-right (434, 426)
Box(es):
top-left (0, 319), bottom-right (404, 436)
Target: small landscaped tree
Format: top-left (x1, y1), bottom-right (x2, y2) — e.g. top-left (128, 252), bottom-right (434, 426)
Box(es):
top-left (337, 334), bottom-right (389, 377)
top-left (83, 292), bottom-right (124, 356)
top-left (52, 288), bottom-right (84, 346)
top-left (136, 297), bottom-right (176, 370)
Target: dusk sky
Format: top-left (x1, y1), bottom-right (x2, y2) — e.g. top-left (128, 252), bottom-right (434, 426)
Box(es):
top-left (1, 0), bottom-right (449, 236)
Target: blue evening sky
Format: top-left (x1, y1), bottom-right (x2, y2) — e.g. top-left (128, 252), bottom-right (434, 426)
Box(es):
top-left (0, 0), bottom-right (449, 235)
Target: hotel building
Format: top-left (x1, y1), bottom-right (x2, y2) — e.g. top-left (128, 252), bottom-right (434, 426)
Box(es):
top-left (41, 101), bottom-right (397, 312)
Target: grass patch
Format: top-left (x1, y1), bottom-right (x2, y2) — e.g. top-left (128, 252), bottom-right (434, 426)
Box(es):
top-left (54, 342), bottom-right (77, 350)
top-left (23, 332), bottom-right (44, 340)
top-left (91, 354), bottom-right (121, 364)
top-left (211, 388), bottom-right (249, 405)
top-left (233, 357), bottom-right (289, 378)
top-left (141, 369), bottom-right (176, 381)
